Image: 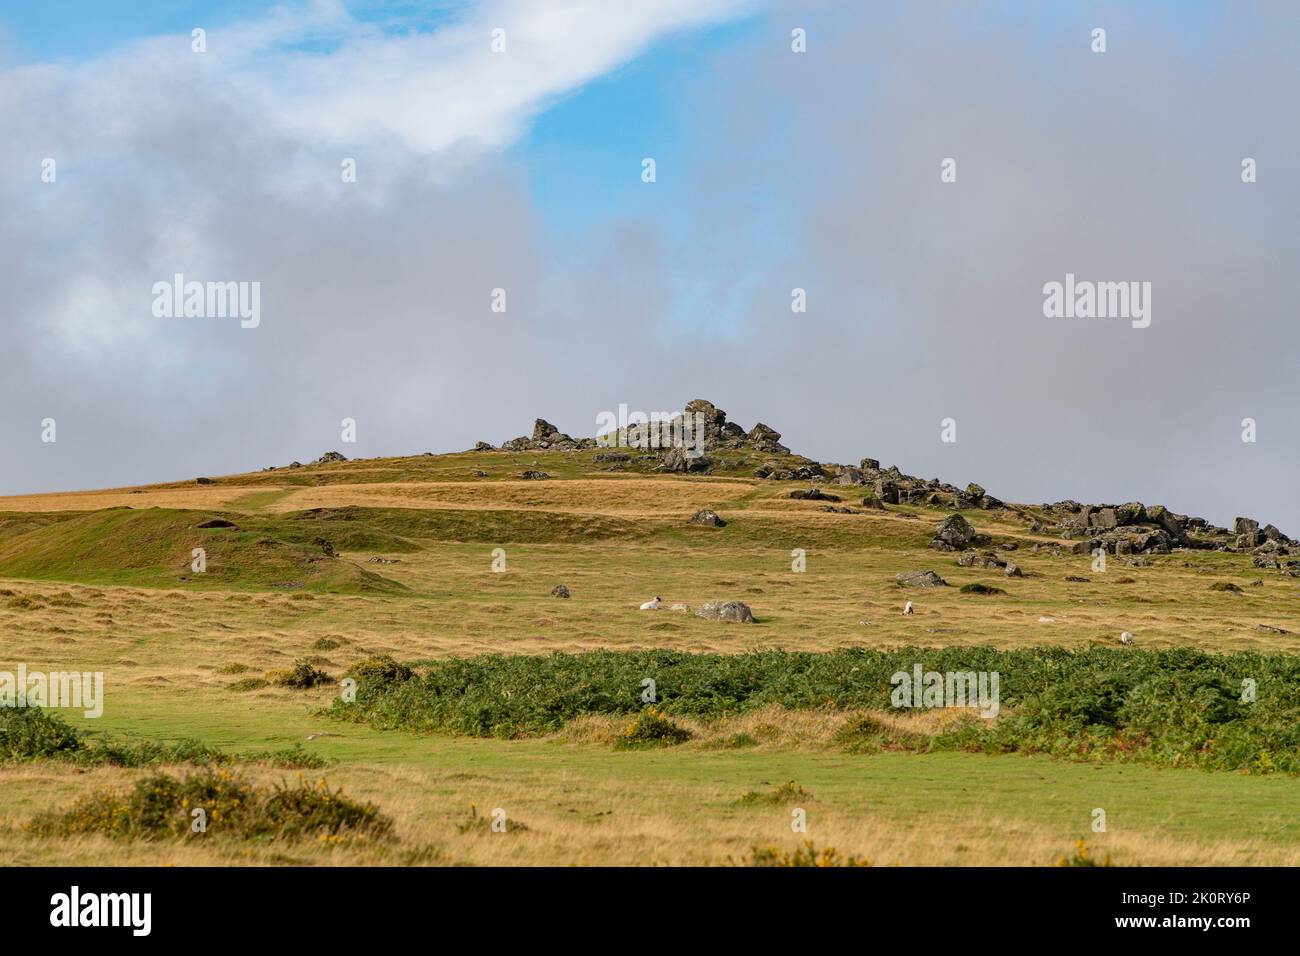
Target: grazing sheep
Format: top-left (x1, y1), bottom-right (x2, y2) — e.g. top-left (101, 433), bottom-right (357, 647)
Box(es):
top-left (639, 596), bottom-right (663, 610)
top-left (1119, 631), bottom-right (1134, 646)
top-left (903, 601), bottom-right (915, 616)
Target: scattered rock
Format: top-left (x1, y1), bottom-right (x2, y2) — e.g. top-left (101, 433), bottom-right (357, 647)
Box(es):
top-left (316, 451), bottom-right (348, 464)
top-left (473, 441), bottom-right (495, 452)
top-left (688, 508), bottom-right (727, 527)
top-left (788, 488), bottom-right (839, 501)
top-left (367, 557), bottom-right (400, 564)
top-left (551, 584), bottom-right (571, 599)
top-left (931, 514), bottom-right (976, 551)
top-left (1255, 623), bottom-right (1289, 634)
top-left (895, 570), bottom-right (948, 588)
top-left (195, 477), bottom-right (213, 485)
top-left (314, 537), bottom-right (336, 558)
top-left (521, 470), bottom-right (549, 480)
top-left (694, 600), bottom-right (754, 623)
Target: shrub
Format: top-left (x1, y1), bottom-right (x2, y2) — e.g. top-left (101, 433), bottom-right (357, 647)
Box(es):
top-left (739, 840), bottom-right (871, 867)
top-left (456, 804), bottom-right (528, 834)
top-left (346, 654), bottom-right (414, 689)
top-left (1209, 582), bottom-right (1243, 593)
top-left (960, 583), bottom-right (1005, 595)
top-left (737, 780), bottom-right (811, 806)
top-left (0, 707), bottom-right (84, 761)
top-left (1054, 838), bottom-right (1112, 867)
top-left (228, 677), bottom-right (269, 692)
top-left (269, 660), bottom-right (332, 689)
top-left (615, 707), bottom-right (691, 749)
top-left (26, 769), bottom-right (391, 842)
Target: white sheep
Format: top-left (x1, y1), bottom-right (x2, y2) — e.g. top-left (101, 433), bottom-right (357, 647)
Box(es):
top-left (903, 601), bottom-right (915, 616)
top-left (1119, 631), bottom-right (1134, 646)
top-left (639, 596), bottom-right (663, 611)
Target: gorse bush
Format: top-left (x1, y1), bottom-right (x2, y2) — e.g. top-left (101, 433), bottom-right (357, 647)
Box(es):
top-left (615, 707), bottom-right (691, 748)
top-left (326, 647), bottom-right (1300, 773)
top-left (269, 660), bottom-right (333, 689)
top-left (27, 769), bottom-right (391, 842)
top-left (0, 706), bottom-right (83, 761)
top-left (739, 840), bottom-right (871, 867)
top-left (346, 654), bottom-right (414, 689)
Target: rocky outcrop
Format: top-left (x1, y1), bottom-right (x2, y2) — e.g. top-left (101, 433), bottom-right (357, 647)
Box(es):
top-left (1040, 500), bottom-right (1292, 558)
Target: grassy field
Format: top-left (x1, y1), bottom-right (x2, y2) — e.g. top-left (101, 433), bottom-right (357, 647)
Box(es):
top-left (2, 446), bottom-right (1298, 866)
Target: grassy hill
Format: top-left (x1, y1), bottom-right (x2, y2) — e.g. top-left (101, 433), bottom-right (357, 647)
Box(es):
top-left (2, 437), bottom-right (1299, 866)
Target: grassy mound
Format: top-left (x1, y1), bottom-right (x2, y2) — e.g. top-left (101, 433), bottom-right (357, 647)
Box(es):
top-left (0, 509), bottom-right (407, 593)
top-left (26, 769), bottom-right (392, 842)
top-left (328, 646), bottom-right (1300, 772)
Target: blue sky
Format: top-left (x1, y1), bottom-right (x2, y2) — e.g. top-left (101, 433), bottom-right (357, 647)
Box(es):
top-left (4, 0), bottom-right (1299, 535)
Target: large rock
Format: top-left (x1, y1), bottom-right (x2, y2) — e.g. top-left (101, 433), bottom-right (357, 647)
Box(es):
top-left (746, 422), bottom-right (789, 455)
top-left (531, 419), bottom-right (559, 442)
top-left (895, 570), bottom-right (948, 588)
top-left (1115, 502), bottom-right (1147, 525)
top-left (834, 466), bottom-right (866, 485)
top-left (931, 513), bottom-right (976, 551)
top-left (1088, 507), bottom-right (1119, 531)
top-left (688, 508), bottom-right (726, 527)
top-left (789, 488), bottom-right (840, 501)
top-left (874, 479), bottom-right (900, 505)
top-left (660, 447), bottom-right (710, 473)
top-left (695, 600), bottom-right (754, 623)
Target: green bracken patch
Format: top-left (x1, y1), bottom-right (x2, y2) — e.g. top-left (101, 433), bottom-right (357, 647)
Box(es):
top-left (327, 646), bottom-right (1300, 773)
top-left (0, 706), bottom-right (325, 769)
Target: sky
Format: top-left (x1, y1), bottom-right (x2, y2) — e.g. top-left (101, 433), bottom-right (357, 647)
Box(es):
top-left (1, 0), bottom-right (1298, 533)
